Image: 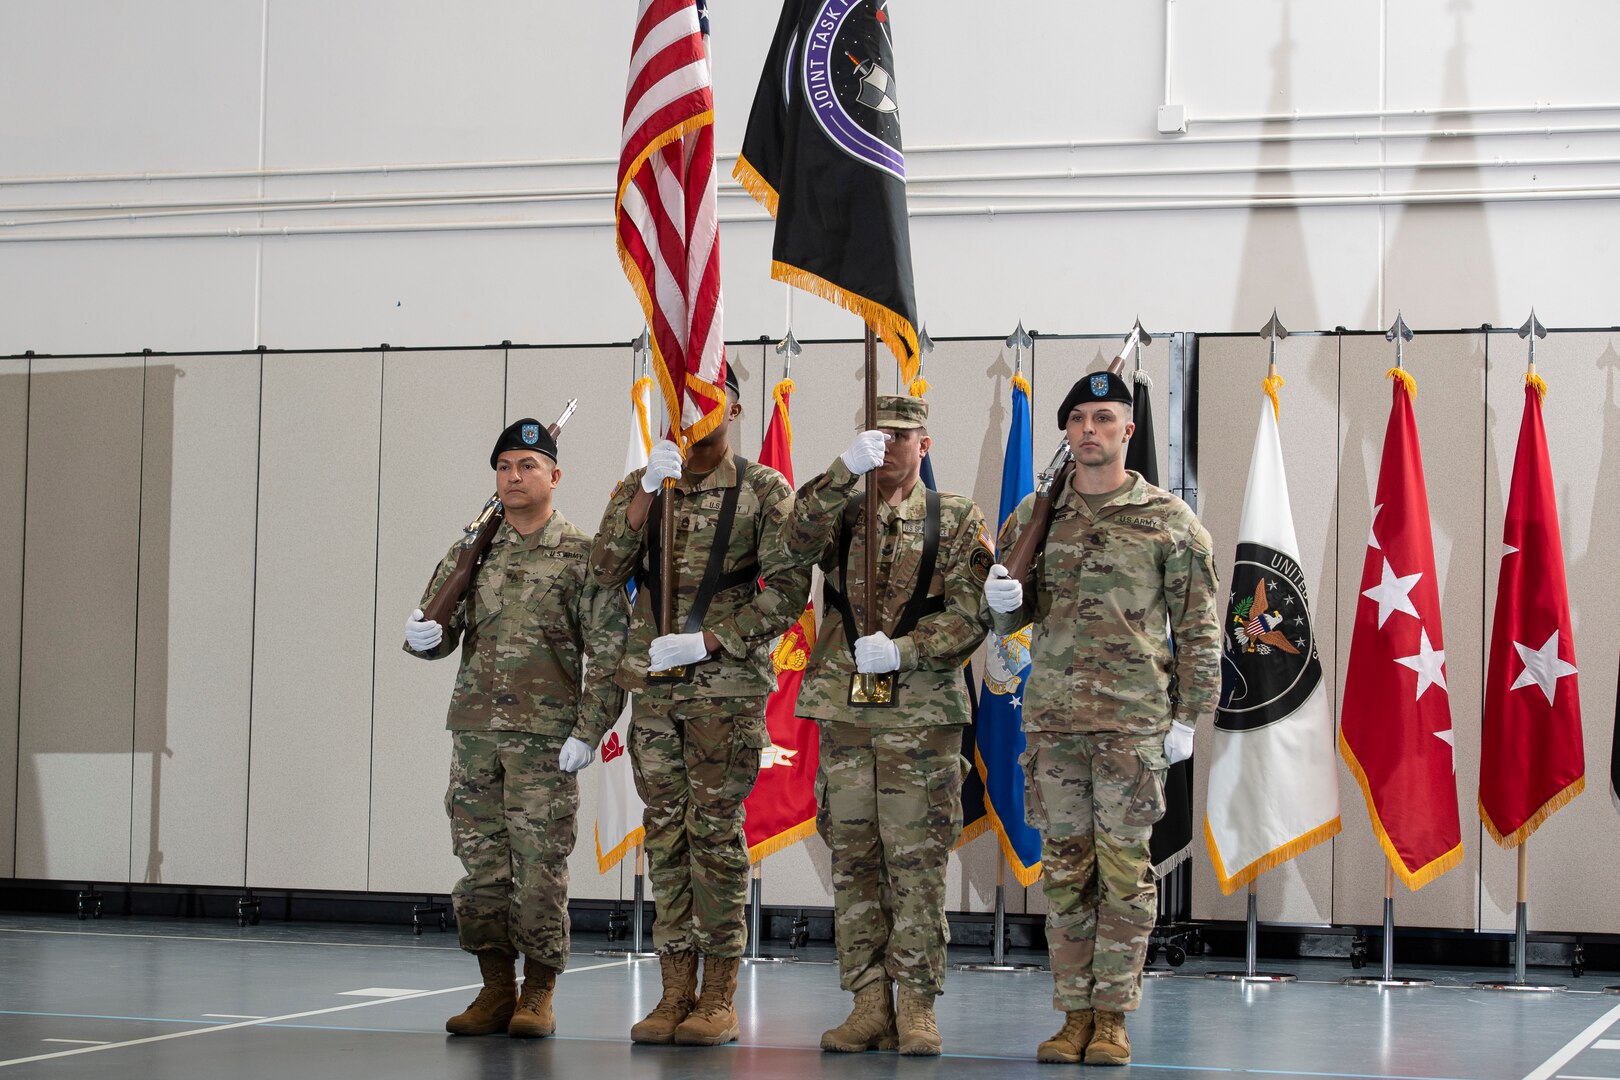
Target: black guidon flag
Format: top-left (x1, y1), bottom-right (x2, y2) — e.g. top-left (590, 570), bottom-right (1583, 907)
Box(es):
top-left (1124, 374), bottom-right (1194, 878)
top-left (734, 0), bottom-right (920, 382)
top-left (1612, 655), bottom-right (1619, 818)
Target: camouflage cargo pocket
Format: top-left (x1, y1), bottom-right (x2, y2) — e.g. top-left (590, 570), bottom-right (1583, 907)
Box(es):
top-left (1121, 749), bottom-right (1168, 828)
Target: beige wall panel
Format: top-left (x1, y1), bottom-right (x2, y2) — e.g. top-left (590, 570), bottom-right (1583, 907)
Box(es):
top-left (131, 355), bottom-right (259, 887)
top-left (247, 353), bottom-right (381, 891)
top-left (0, 357), bottom-right (28, 877)
top-left (368, 350), bottom-right (504, 895)
top-left (1479, 332), bottom-right (1620, 934)
top-left (1334, 333), bottom-right (1485, 930)
top-left (1192, 335), bottom-right (1339, 925)
top-left (17, 357), bottom-right (143, 881)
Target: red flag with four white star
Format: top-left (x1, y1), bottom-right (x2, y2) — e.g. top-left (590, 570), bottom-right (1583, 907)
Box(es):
top-left (1340, 370), bottom-right (1464, 889)
top-left (1480, 374), bottom-right (1584, 846)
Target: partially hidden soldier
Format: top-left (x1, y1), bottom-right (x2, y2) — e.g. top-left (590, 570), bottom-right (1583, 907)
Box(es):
top-left (782, 395), bottom-right (992, 1057)
top-left (982, 371), bottom-right (1220, 1066)
top-left (588, 364), bottom-right (811, 1047)
top-left (403, 417), bottom-right (627, 1040)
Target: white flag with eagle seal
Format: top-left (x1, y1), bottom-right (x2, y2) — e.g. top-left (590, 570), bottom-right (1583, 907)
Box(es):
top-left (1204, 382), bottom-right (1341, 894)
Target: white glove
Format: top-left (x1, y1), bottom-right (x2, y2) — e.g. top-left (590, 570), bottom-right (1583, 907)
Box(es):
top-left (649, 630), bottom-right (709, 671)
top-left (840, 430), bottom-right (888, 476)
top-left (853, 632), bottom-right (902, 674)
top-left (1164, 721), bottom-right (1195, 765)
top-left (983, 564), bottom-right (1024, 614)
top-left (404, 608), bottom-right (443, 652)
top-left (641, 440), bottom-right (684, 493)
top-left (558, 736), bottom-right (594, 773)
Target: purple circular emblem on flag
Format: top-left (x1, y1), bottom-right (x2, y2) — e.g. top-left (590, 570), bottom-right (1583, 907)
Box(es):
top-left (801, 0), bottom-right (905, 182)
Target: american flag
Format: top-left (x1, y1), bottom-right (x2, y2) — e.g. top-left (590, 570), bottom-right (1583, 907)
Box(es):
top-left (615, 0), bottom-right (726, 448)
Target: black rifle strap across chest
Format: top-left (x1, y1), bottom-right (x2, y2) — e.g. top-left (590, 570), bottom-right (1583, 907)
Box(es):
top-left (641, 455), bottom-right (759, 635)
top-left (823, 487), bottom-right (944, 655)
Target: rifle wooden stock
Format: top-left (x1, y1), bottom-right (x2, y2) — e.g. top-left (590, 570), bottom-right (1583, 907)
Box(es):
top-left (418, 407), bottom-right (574, 629)
top-left (1002, 459), bottom-right (1072, 582)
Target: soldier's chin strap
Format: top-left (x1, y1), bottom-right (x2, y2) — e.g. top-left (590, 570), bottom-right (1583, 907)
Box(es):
top-left (823, 487), bottom-right (944, 658)
top-left (636, 454), bottom-right (760, 636)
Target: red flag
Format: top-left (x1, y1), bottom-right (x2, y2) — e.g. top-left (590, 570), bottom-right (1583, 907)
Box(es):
top-left (1481, 375), bottom-right (1584, 846)
top-left (615, 0), bottom-right (727, 448)
top-left (1340, 370), bottom-right (1463, 889)
top-left (744, 379), bottom-right (820, 860)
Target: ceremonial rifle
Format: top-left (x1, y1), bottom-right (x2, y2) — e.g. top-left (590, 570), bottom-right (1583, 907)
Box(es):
top-left (419, 398), bottom-right (578, 627)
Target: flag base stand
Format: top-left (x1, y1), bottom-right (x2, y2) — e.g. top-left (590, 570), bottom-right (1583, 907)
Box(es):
top-left (741, 865), bottom-right (797, 965)
top-left (950, 881), bottom-right (1044, 974)
top-left (595, 862), bottom-right (657, 960)
top-left (1474, 853), bottom-right (1564, 993)
top-left (1207, 883), bottom-right (1295, 983)
top-left (1603, 986), bottom-right (1620, 995)
top-left (1342, 876), bottom-right (1433, 988)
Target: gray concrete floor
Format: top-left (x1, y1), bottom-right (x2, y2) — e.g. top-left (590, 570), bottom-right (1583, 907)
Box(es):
top-left (3, 914), bottom-right (1620, 1079)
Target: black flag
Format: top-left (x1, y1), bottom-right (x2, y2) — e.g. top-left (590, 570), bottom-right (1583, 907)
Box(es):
top-left (735, 0), bottom-right (920, 382)
top-left (1612, 655), bottom-right (1619, 818)
top-left (1124, 372), bottom-right (1194, 878)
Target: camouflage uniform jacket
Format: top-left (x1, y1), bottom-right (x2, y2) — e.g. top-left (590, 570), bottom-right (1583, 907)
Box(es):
top-left (989, 471), bottom-right (1221, 736)
top-left (589, 455), bottom-right (811, 699)
top-left (407, 511), bottom-right (628, 744)
top-left (784, 457), bottom-right (993, 730)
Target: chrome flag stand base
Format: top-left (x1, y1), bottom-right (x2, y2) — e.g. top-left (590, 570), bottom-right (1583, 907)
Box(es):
top-left (742, 865), bottom-right (790, 964)
top-left (951, 864), bottom-right (1044, 974)
top-left (1208, 884), bottom-right (1295, 983)
top-left (595, 853), bottom-right (657, 960)
top-left (1342, 871), bottom-right (1433, 988)
top-left (1475, 849), bottom-right (1563, 992)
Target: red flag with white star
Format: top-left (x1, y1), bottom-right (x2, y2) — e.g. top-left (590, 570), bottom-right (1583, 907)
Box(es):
top-left (1340, 369), bottom-right (1463, 889)
top-left (1481, 374), bottom-right (1584, 846)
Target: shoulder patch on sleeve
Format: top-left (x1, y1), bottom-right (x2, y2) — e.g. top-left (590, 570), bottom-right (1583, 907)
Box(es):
top-left (970, 545), bottom-right (995, 584)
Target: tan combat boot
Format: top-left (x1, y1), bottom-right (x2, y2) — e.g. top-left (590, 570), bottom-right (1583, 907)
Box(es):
top-left (630, 951), bottom-right (699, 1044)
top-left (445, 952), bottom-right (517, 1036)
top-left (673, 955), bottom-right (742, 1046)
top-left (506, 957), bottom-right (557, 1038)
top-left (1036, 1008), bottom-right (1095, 1064)
top-left (895, 986), bottom-right (942, 1057)
top-left (820, 979), bottom-right (897, 1053)
top-left (1086, 1009), bottom-right (1131, 1066)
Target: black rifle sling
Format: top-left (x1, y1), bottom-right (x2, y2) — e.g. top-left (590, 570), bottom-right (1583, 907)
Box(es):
top-left (640, 455), bottom-right (757, 636)
top-left (822, 487), bottom-right (943, 656)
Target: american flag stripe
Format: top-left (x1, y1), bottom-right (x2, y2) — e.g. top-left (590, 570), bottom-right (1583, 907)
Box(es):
top-left (616, 0), bottom-right (726, 446)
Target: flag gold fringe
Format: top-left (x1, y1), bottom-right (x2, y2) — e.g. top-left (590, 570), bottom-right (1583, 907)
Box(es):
top-left (1262, 372), bottom-right (1285, 421)
top-left (748, 818), bottom-right (817, 864)
top-left (771, 379), bottom-right (796, 447)
top-left (615, 109), bottom-right (727, 450)
top-left (631, 376), bottom-right (654, 457)
top-left (955, 816), bottom-right (994, 849)
top-left (955, 745), bottom-right (1044, 887)
top-left (1525, 370), bottom-right (1549, 403)
top-left (1011, 372), bottom-right (1031, 397)
top-left (770, 260), bottom-right (920, 388)
top-left (1339, 731), bottom-right (1465, 889)
top-left (732, 154), bottom-right (779, 217)
top-left (1204, 814), bottom-right (1342, 896)
top-left (1481, 775), bottom-right (1585, 848)
top-left (909, 376), bottom-right (931, 397)
top-left (595, 825), bottom-right (646, 875)
top-left (1386, 366), bottom-right (1418, 401)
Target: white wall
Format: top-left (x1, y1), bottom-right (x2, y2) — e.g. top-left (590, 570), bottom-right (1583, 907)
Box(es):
top-left (5, 1), bottom-right (1620, 354)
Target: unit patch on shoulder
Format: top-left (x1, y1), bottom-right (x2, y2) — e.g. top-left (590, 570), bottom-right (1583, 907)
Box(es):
top-left (970, 546), bottom-right (995, 584)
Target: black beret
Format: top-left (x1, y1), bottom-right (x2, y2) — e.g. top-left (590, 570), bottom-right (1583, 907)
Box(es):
top-left (1057, 371), bottom-right (1133, 429)
top-left (490, 417), bottom-right (557, 468)
top-left (724, 360), bottom-right (740, 397)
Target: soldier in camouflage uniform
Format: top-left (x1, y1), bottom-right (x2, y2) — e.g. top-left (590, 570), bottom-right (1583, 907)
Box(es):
top-left (782, 395), bottom-right (992, 1057)
top-left (403, 417), bottom-right (627, 1040)
top-left (983, 371), bottom-right (1220, 1066)
top-left (589, 365), bottom-right (810, 1047)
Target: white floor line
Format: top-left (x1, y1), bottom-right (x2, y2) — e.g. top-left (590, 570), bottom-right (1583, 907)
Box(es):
top-left (39, 1040), bottom-right (108, 1046)
top-left (200, 1014), bottom-right (265, 1020)
top-left (1525, 1001), bottom-right (1620, 1080)
top-left (0, 926), bottom-right (459, 952)
top-left (0, 959), bottom-right (628, 1069)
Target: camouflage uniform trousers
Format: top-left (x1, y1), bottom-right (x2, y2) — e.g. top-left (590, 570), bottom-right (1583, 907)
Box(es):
top-left (816, 720), bottom-right (965, 998)
top-left (446, 730), bottom-right (579, 971)
top-left (629, 692), bottom-right (767, 958)
top-left (1022, 730), bottom-right (1168, 1013)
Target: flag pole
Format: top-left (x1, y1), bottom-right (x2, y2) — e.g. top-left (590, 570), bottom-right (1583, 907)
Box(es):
top-left (1208, 879), bottom-right (1295, 982)
top-left (848, 323), bottom-right (894, 706)
top-left (743, 861), bottom-right (785, 964)
top-left (1342, 859), bottom-right (1433, 987)
top-left (951, 850), bottom-right (1042, 973)
top-left (597, 843), bottom-right (657, 959)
